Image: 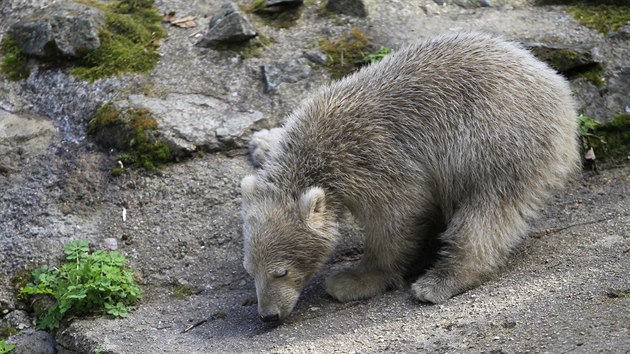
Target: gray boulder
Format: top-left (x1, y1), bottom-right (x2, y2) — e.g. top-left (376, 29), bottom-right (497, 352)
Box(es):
top-left (7, 2), bottom-right (104, 58)
top-left (126, 93), bottom-right (266, 152)
top-left (5, 329), bottom-right (56, 354)
top-left (197, 1), bottom-right (257, 47)
top-left (326, 0), bottom-right (369, 18)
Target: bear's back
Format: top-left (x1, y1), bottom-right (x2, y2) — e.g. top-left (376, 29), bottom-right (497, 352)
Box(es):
top-left (269, 32), bottom-right (579, 208)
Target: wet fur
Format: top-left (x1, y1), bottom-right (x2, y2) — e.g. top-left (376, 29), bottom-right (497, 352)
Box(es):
top-left (241, 32), bottom-right (580, 320)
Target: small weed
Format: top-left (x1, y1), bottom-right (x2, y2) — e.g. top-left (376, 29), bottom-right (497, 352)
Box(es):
top-left (0, 340), bottom-right (15, 354)
top-left (320, 28), bottom-right (373, 79)
top-left (363, 47), bottom-right (391, 64)
top-left (20, 240), bottom-right (142, 330)
top-left (0, 36), bottom-right (30, 81)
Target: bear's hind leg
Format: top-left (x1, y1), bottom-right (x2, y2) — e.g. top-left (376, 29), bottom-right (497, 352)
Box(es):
top-left (412, 202), bottom-right (528, 303)
top-left (325, 213), bottom-right (420, 302)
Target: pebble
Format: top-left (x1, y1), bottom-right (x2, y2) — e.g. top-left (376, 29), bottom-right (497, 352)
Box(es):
top-left (102, 238), bottom-right (118, 250)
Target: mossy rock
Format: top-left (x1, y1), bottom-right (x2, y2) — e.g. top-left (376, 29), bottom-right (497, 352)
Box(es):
top-left (0, 0), bottom-right (165, 82)
top-left (88, 104), bottom-right (176, 171)
top-left (526, 43), bottom-right (605, 87)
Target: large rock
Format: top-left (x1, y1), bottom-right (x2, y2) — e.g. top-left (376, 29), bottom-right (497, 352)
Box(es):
top-left (5, 329), bottom-right (56, 354)
top-left (126, 93), bottom-right (266, 152)
top-left (326, 0), bottom-right (369, 17)
top-left (7, 2), bottom-right (105, 58)
top-left (0, 110), bottom-right (56, 175)
top-left (197, 1), bottom-right (257, 47)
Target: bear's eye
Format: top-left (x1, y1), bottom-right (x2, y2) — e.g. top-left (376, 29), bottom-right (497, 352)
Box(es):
top-left (272, 269), bottom-right (288, 278)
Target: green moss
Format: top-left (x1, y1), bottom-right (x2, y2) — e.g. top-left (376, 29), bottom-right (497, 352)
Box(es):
top-left (0, 36), bottom-right (30, 81)
top-left (575, 64), bottom-right (606, 87)
top-left (71, 0), bottom-right (165, 81)
top-left (172, 284), bottom-right (194, 299)
top-left (88, 104), bottom-right (174, 171)
top-left (567, 4), bottom-right (630, 35)
top-left (319, 28), bottom-right (373, 79)
top-left (0, 326), bottom-right (19, 340)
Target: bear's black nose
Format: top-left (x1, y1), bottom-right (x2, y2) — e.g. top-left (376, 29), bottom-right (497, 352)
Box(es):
top-left (260, 314), bottom-right (279, 322)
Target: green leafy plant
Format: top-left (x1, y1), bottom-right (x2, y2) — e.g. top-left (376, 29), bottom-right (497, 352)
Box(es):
top-left (578, 114), bottom-right (600, 140)
top-left (0, 340), bottom-right (15, 354)
top-left (21, 240), bottom-right (142, 330)
top-left (363, 47), bottom-right (391, 64)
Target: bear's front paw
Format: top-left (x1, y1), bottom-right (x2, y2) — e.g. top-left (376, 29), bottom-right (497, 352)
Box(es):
top-left (248, 128), bottom-right (284, 167)
top-left (412, 273), bottom-right (462, 304)
top-left (325, 268), bottom-right (400, 302)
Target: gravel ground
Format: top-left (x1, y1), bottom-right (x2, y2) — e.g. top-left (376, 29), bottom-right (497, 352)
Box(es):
top-left (54, 156), bottom-right (630, 353)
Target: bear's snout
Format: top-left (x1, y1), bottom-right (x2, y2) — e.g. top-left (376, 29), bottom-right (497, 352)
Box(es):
top-left (260, 313), bottom-right (280, 322)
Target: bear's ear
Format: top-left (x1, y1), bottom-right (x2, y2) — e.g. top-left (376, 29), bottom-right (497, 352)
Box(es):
top-left (299, 187), bottom-right (326, 223)
top-left (241, 175), bottom-right (259, 201)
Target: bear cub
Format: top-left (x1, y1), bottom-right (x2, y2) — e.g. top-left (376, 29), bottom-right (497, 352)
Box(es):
top-left (240, 32), bottom-right (580, 322)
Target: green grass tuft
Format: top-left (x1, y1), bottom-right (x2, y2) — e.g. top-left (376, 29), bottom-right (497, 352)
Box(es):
top-left (72, 0), bottom-right (165, 81)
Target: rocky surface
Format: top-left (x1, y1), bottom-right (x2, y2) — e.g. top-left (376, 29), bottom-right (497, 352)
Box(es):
top-left (1, 0), bottom-right (629, 352)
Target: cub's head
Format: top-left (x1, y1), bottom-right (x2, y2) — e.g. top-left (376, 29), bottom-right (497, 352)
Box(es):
top-left (240, 175), bottom-right (338, 322)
